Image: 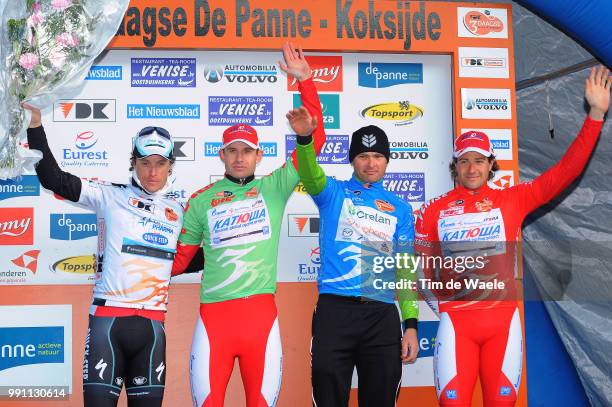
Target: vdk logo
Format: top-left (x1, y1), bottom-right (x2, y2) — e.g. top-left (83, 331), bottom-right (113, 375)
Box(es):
top-left (288, 215), bottom-right (320, 237)
top-left (358, 62), bottom-right (423, 88)
top-left (53, 99), bottom-right (116, 122)
top-left (50, 213), bottom-right (98, 240)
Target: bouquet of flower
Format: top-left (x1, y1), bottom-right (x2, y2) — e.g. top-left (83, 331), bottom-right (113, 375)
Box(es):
top-left (0, 0), bottom-right (128, 179)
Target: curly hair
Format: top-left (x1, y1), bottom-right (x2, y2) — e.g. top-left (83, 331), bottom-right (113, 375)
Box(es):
top-left (449, 156), bottom-right (499, 181)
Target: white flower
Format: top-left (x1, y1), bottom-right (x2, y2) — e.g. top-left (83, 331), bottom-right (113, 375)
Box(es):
top-left (48, 49), bottom-right (67, 68)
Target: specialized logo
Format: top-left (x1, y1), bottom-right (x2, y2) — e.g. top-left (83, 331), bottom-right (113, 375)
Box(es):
top-left (95, 358), bottom-right (107, 380)
top-left (297, 247), bottom-right (320, 282)
top-left (358, 62), bottom-right (423, 88)
top-left (61, 131), bottom-right (109, 168)
top-left (0, 175), bottom-right (40, 201)
top-left (208, 96), bottom-right (273, 126)
top-left (461, 88), bottom-right (512, 120)
top-left (11, 250), bottom-right (40, 274)
top-left (173, 137), bottom-right (195, 161)
top-left (285, 135), bottom-right (349, 164)
top-left (129, 197), bottom-right (155, 213)
top-left (0, 326), bottom-right (64, 372)
top-left (360, 101), bottom-right (424, 126)
top-left (51, 255), bottom-right (95, 275)
top-left (86, 65), bottom-right (122, 80)
top-left (131, 57), bottom-right (196, 87)
top-left (293, 93), bottom-right (340, 129)
top-left (382, 173), bottom-right (425, 202)
top-left (50, 213), bottom-right (97, 240)
top-left (287, 56), bottom-right (342, 91)
top-left (155, 361), bottom-right (165, 382)
top-left (127, 104), bottom-right (200, 119)
top-left (390, 141), bottom-right (429, 160)
top-left (204, 142), bottom-right (277, 157)
top-left (288, 214), bottom-right (320, 237)
top-left (203, 64), bottom-right (278, 84)
top-left (0, 208), bottom-right (34, 245)
top-left (458, 8), bottom-right (508, 38)
top-left (362, 134), bottom-right (376, 147)
top-left (53, 99), bottom-right (116, 122)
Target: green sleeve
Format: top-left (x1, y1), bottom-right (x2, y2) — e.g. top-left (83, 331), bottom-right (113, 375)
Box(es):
top-left (397, 254), bottom-right (419, 322)
top-left (296, 139), bottom-right (327, 195)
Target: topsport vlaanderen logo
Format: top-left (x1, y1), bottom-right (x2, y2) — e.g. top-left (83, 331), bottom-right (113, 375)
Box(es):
top-left (360, 101), bottom-right (424, 126)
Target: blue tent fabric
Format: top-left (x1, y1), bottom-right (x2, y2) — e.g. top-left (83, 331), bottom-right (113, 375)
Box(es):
top-left (514, 0), bottom-right (612, 68)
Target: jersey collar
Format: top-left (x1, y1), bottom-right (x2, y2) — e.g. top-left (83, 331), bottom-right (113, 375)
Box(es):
top-left (225, 172), bottom-right (255, 186)
top-left (350, 174), bottom-right (384, 190)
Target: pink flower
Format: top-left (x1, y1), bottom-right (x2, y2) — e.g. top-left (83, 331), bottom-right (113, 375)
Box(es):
top-left (56, 32), bottom-right (80, 48)
top-left (51, 0), bottom-right (72, 10)
top-left (48, 49), bottom-right (67, 68)
top-left (19, 53), bottom-right (39, 70)
top-left (32, 3), bottom-right (42, 12)
top-left (27, 10), bottom-right (45, 26)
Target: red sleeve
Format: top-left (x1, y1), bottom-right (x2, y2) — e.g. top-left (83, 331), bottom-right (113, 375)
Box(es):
top-left (171, 242), bottom-right (201, 276)
top-left (415, 202), bottom-right (439, 257)
top-left (290, 77), bottom-right (326, 169)
top-left (513, 116), bottom-right (603, 217)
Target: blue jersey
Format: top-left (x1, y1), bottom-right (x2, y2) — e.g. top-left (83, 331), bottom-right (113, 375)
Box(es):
top-left (312, 175), bottom-right (414, 303)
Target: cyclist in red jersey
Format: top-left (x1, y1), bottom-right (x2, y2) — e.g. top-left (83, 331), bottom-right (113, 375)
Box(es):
top-left (414, 66), bottom-right (610, 406)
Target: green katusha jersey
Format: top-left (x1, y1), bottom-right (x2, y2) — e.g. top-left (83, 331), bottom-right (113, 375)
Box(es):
top-left (179, 159), bottom-right (299, 303)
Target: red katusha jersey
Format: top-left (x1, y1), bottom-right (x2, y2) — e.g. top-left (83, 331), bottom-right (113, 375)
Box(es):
top-left (415, 116), bottom-right (603, 312)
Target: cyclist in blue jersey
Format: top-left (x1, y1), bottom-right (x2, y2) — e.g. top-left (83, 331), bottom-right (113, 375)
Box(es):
top-left (292, 123), bottom-right (419, 406)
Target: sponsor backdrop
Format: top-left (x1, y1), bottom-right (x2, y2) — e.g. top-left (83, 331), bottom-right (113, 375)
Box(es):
top-left (0, 1), bottom-right (522, 405)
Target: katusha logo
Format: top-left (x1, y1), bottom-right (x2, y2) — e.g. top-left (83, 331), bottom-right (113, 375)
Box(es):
top-left (361, 101), bottom-right (424, 126)
top-left (53, 99), bottom-right (116, 122)
top-left (0, 208), bottom-right (34, 245)
top-left (60, 131), bottom-right (109, 168)
top-left (287, 56), bottom-right (342, 91)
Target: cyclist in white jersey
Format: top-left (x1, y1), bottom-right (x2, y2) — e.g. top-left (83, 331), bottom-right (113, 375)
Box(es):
top-left (24, 104), bottom-right (202, 407)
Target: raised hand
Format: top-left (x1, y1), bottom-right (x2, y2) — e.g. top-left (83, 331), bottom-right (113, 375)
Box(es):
top-left (279, 42), bottom-right (311, 82)
top-left (585, 65), bottom-right (611, 121)
top-left (22, 103), bottom-right (42, 128)
top-left (286, 106), bottom-right (317, 137)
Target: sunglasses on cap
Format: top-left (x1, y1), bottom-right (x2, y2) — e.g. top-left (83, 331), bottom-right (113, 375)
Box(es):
top-left (133, 126), bottom-right (173, 159)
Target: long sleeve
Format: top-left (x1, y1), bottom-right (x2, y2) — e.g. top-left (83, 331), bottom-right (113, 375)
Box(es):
top-left (27, 125), bottom-right (82, 202)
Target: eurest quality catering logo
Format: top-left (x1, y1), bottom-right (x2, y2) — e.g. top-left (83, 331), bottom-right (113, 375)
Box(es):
top-left (297, 247), bottom-right (320, 282)
top-left (60, 131), bottom-right (110, 168)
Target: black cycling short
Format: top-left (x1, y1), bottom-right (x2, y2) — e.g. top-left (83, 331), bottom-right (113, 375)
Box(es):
top-left (82, 315), bottom-right (165, 407)
top-left (311, 294), bottom-right (403, 407)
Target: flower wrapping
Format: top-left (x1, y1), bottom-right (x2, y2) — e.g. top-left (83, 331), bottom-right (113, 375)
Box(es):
top-left (0, 0), bottom-right (129, 179)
